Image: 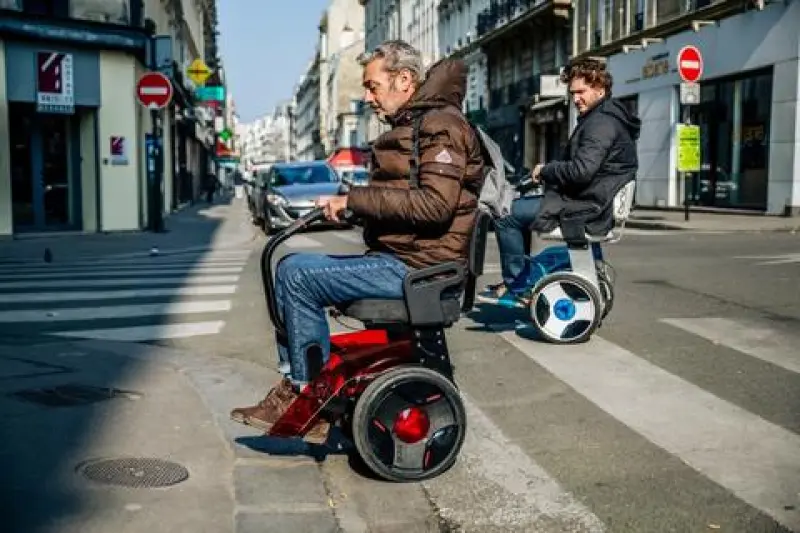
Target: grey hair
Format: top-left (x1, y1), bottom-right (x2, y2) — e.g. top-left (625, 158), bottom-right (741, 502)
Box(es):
top-left (358, 40), bottom-right (425, 84)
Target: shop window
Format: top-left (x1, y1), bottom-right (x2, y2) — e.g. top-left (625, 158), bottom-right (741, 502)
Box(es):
top-left (693, 69), bottom-right (772, 210)
top-left (22, 0), bottom-right (68, 16)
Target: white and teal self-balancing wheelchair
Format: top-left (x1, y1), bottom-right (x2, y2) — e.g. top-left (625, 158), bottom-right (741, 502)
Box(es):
top-left (520, 180), bottom-right (636, 344)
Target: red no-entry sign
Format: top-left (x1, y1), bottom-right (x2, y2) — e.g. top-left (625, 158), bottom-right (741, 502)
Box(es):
top-left (677, 46), bottom-right (703, 83)
top-left (136, 72), bottom-right (173, 109)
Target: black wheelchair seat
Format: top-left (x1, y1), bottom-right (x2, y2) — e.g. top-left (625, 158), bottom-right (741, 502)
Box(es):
top-left (338, 210), bottom-right (491, 328)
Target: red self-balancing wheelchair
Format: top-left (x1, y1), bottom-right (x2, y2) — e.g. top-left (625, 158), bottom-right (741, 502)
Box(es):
top-left (259, 207), bottom-right (490, 482)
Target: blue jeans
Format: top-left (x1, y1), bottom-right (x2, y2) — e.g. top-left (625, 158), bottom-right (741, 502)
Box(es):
top-left (274, 252), bottom-right (408, 387)
top-left (494, 196), bottom-right (542, 293)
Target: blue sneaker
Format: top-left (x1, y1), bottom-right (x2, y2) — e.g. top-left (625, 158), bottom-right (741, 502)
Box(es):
top-left (476, 283), bottom-right (531, 309)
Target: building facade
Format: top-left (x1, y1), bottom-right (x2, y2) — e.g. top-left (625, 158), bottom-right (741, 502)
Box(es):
top-left (292, 57), bottom-right (324, 160)
top-left (0, 0), bottom-right (219, 237)
top-left (464, 0), bottom-right (572, 172)
top-left (574, 0), bottom-right (800, 215)
top-left (319, 0), bottom-right (366, 154)
top-left (438, 0), bottom-right (490, 126)
top-left (240, 104), bottom-right (292, 168)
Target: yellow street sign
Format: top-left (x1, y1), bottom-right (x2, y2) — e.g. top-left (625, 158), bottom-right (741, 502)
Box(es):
top-left (677, 124), bottom-right (701, 172)
top-left (187, 58), bottom-right (212, 85)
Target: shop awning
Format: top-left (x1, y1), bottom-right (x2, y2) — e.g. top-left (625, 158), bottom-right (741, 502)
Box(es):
top-left (328, 147), bottom-right (369, 167)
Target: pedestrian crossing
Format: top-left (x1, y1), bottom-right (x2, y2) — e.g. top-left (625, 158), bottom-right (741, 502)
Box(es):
top-left (424, 312), bottom-right (800, 532)
top-left (0, 248), bottom-right (252, 343)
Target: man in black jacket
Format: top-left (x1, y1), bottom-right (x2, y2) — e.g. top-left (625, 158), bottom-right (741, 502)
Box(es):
top-left (479, 58), bottom-right (641, 308)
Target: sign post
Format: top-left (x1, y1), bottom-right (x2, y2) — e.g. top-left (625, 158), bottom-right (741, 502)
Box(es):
top-left (677, 45), bottom-right (703, 221)
top-left (136, 70), bottom-right (173, 232)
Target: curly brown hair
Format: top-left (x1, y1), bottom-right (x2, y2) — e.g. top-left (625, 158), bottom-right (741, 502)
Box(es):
top-left (560, 59), bottom-right (613, 92)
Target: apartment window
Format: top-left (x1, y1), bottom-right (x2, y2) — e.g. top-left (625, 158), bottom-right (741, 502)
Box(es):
top-left (630, 0), bottom-right (646, 31)
top-left (656, 0), bottom-right (683, 24)
top-left (0, 0), bottom-right (21, 9)
top-left (577, 0), bottom-right (589, 53)
top-left (612, 0), bottom-right (628, 40)
top-left (71, 0), bottom-right (129, 24)
top-left (21, 0), bottom-right (68, 16)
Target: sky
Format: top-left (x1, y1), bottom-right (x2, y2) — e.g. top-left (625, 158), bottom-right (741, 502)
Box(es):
top-left (218, 1), bottom-right (331, 124)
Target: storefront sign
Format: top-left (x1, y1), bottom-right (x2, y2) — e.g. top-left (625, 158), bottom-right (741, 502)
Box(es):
top-left (642, 53), bottom-right (670, 80)
top-left (539, 75), bottom-right (567, 98)
top-left (36, 52), bottom-right (74, 114)
top-left (110, 136), bottom-right (129, 166)
top-left (677, 124), bottom-right (701, 172)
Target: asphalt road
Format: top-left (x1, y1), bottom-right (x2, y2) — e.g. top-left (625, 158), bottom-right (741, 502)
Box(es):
top-left (1, 222), bottom-right (798, 532)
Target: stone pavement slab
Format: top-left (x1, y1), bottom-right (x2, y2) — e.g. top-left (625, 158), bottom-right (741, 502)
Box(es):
top-left (628, 208), bottom-right (800, 233)
top-left (0, 197), bottom-right (259, 265)
top-left (0, 337), bottom-right (339, 533)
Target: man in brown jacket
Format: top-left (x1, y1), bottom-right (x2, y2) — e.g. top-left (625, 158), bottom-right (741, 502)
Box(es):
top-left (231, 40), bottom-right (485, 442)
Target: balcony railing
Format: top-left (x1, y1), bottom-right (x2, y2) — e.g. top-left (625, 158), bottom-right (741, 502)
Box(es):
top-left (477, 0), bottom-right (543, 38)
top-left (575, 0), bottom-right (728, 55)
top-left (0, 0), bottom-right (142, 26)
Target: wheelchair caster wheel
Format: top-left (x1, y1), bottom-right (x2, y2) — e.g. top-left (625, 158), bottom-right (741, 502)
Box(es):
top-left (530, 273), bottom-right (603, 344)
top-left (351, 366), bottom-right (466, 483)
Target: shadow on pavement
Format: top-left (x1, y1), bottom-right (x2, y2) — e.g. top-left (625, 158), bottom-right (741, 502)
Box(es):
top-left (0, 194), bottom-right (246, 532)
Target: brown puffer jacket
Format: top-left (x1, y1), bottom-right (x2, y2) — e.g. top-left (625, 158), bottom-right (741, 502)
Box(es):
top-left (346, 58), bottom-right (485, 270)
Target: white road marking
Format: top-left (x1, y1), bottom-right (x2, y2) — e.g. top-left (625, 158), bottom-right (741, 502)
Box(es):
top-left (0, 258), bottom-right (249, 273)
top-left (50, 320), bottom-right (225, 341)
top-left (733, 252), bottom-right (800, 266)
top-left (0, 275), bottom-right (239, 290)
top-left (279, 235), bottom-right (323, 249)
top-left (424, 395), bottom-right (606, 531)
top-left (331, 231), bottom-right (365, 245)
top-left (500, 328), bottom-right (800, 531)
top-left (0, 285), bottom-right (237, 303)
top-left (0, 300), bottom-right (232, 323)
top-left (0, 266), bottom-right (244, 280)
top-left (662, 317), bottom-right (800, 375)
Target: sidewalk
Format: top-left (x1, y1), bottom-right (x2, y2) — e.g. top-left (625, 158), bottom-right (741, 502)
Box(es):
top-left (627, 207), bottom-right (800, 233)
top-left (0, 196), bottom-right (259, 264)
top-left (0, 337), bottom-right (342, 533)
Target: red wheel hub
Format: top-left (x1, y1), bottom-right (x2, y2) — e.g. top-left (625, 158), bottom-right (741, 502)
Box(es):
top-left (393, 407), bottom-right (430, 443)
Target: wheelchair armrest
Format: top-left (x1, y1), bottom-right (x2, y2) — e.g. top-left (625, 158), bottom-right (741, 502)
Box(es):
top-left (403, 261), bottom-right (466, 326)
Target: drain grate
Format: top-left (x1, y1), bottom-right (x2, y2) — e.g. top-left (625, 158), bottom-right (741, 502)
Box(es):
top-left (11, 384), bottom-right (142, 407)
top-left (78, 457), bottom-right (189, 488)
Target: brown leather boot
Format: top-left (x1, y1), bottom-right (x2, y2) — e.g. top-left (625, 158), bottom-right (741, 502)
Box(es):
top-left (230, 378), bottom-right (297, 431)
top-left (231, 378), bottom-right (332, 444)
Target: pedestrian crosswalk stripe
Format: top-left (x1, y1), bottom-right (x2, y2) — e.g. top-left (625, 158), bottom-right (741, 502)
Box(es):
top-left (279, 234), bottom-right (323, 249)
top-left (50, 320), bottom-right (225, 341)
top-left (0, 274), bottom-right (240, 290)
top-left (0, 266), bottom-right (244, 280)
top-left (662, 317), bottom-right (800, 375)
top-left (498, 326), bottom-right (800, 531)
top-left (424, 394), bottom-right (606, 531)
top-left (0, 300), bottom-right (232, 323)
top-left (0, 285), bottom-right (237, 304)
top-left (331, 231), bottom-right (365, 245)
top-left (0, 257), bottom-right (249, 273)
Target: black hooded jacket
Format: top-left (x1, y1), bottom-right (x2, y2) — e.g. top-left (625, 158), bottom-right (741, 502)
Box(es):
top-left (532, 96), bottom-right (641, 236)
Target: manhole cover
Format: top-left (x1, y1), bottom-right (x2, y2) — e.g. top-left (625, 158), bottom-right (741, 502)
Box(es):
top-left (78, 457), bottom-right (189, 488)
top-left (11, 384), bottom-right (142, 407)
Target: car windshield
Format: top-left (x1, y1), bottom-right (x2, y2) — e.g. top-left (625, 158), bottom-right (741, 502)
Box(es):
top-left (270, 165), bottom-right (337, 186)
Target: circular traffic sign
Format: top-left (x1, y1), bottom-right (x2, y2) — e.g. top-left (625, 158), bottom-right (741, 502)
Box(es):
top-left (677, 45), bottom-right (703, 83)
top-left (136, 72), bottom-right (173, 109)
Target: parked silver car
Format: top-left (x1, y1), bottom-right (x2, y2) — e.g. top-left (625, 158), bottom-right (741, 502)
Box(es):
top-left (254, 161), bottom-right (347, 233)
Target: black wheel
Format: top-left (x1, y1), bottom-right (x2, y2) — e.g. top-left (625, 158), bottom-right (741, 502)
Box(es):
top-left (596, 260), bottom-right (616, 320)
top-left (351, 366), bottom-right (466, 483)
top-left (529, 273), bottom-right (603, 344)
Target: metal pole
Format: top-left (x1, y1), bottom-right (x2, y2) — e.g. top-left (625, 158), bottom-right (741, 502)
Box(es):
top-left (148, 38), bottom-right (166, 233)
top-left (682, 104), bottom-right (691, 222)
